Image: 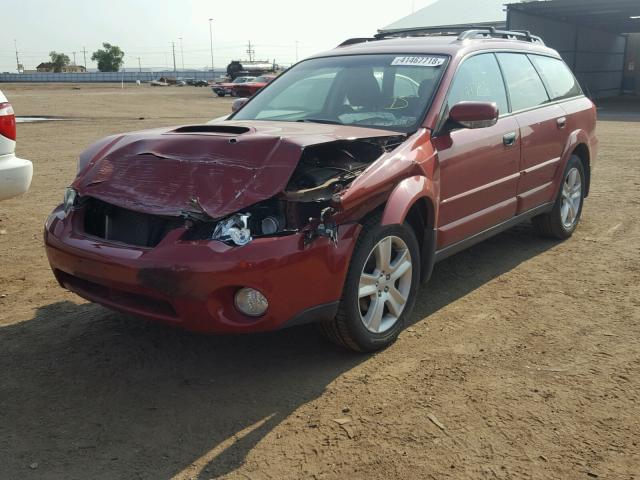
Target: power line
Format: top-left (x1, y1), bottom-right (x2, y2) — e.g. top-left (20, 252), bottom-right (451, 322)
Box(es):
top-left (14, 39), bottom-right (20, 72)
top-left (171, 41), bottom-right (177, 73)
top-left (246, 40), bottom-right (255, 62)
top-left (208, 18), bottom-right (214, 73)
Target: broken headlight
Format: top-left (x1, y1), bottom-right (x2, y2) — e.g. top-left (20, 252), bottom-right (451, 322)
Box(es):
top-left (212, 213), bottom-right (252, 246)
top-left (63, 187), bottom-right (78, 215)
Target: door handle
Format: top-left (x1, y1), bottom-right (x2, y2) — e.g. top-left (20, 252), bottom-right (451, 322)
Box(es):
top-left (503, 131), bottom-right (517, 147)
top-left (557, 117), bottom-right (567, 129)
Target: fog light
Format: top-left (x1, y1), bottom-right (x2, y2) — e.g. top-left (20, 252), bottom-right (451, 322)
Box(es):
top-left (234, 288), bottom-right (268, 317)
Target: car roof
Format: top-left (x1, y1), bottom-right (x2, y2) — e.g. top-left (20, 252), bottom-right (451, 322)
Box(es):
top-left (310, 36), bottom-right (561, 61)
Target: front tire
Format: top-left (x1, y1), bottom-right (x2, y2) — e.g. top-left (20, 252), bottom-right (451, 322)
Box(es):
top-left (320, 215), bottom-right (420, 352)
top-left (533, 155), bottom-right (585, 239)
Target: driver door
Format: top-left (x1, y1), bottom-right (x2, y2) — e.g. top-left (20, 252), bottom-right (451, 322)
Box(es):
top-left (432, 53), bottom-right (520, 249)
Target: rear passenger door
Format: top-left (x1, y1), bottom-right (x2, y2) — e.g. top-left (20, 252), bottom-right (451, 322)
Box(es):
top-left (496, 53), bottom-right (570, 214)
top-left (433, 53), bottom-right (520, 249)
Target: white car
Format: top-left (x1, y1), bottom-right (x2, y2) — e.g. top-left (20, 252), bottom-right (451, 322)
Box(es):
top-left (0, 89), bottom-right (32, 200)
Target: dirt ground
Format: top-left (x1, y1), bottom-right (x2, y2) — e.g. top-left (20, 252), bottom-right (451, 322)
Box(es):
top-left (0, 83), bottom-right (638, 480)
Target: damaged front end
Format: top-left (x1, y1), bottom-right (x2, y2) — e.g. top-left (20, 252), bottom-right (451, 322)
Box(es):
top-left (70, 122), bottom-right (406, 249)
top-left (181, 134), bottom-right (405, 247)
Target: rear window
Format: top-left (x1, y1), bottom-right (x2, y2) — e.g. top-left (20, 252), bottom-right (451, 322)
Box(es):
top-left (529, 55), bottom-right (583, 100)
top-left (496, 53), bottom-right (550, 112)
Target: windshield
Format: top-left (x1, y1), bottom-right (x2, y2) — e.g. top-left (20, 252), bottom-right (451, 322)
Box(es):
top-left (231, 54), bottom-right (448, 132)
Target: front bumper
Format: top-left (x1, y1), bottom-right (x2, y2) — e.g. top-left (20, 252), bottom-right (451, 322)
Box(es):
top-left (212, 86), bottom-right (232, 95)
top-left (0, 153), bottom-right (33, 201)
top-left (44, 206), bottom-right (360, 333)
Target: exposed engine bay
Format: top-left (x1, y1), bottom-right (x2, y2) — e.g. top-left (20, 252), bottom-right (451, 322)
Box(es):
top-left (76, 132), bottom-right (405, 248)
top-left (203, 135), bottom-right (405, 246)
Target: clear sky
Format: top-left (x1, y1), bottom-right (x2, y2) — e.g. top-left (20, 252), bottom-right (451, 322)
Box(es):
top-left (0, 0), bottom-right (435, 73)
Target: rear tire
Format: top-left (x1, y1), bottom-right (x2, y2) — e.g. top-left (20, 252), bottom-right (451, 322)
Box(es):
top-left (320, 215), bottom-right (420, 352)
top-left (532, 154), bottom-right (585, 239)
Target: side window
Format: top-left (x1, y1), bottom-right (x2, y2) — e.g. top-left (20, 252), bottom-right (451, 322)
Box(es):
top-left (529, 55), bottom-right (583, 100)
top-left (496, 53), bottom-right (550, 112)
top-left (447, 53), bottom-right (509, 115)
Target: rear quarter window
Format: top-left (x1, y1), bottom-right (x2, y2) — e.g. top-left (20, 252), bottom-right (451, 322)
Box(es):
top-left (496, 53), bottom-right (550, 112)
top-left (529, 55), bottom-right (583, 100)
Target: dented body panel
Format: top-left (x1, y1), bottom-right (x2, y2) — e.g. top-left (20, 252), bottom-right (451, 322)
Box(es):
top-left (46, 204), bottom-right (360, 333)
top-left (73, 121), bottom-right (397, 219)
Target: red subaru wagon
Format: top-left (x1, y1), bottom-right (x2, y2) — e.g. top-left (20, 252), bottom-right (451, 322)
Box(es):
top-left (45, 29), bottom-right (597, 352)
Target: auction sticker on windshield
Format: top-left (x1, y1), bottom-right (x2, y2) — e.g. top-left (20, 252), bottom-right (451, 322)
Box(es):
top-left (391, 56), bottom-right (445, 67)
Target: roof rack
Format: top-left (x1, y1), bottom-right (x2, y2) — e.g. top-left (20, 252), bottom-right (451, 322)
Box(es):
top-left (374, 27), bottom-right (467, 40)
top-left (338, 37), bottom-right (377, 47)
top-left (457, 27), bottom-right (544, 44)
top-left (339, 26), bottom-right (544, 48)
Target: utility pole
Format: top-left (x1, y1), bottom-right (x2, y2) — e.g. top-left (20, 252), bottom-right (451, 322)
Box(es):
top-left (14, 39), bottom-right (20, 72)
top-left (179, 37), bottom-right (184, 71)
top-left (246, 40), bottom-right (255, 62)
top-left (208, 18), bottom-right (214, 74)
top-left (72, 51), bottom-right (77, 65)
top-left (137, 57), bottom-right (142, 73)
top-left (82, 46), bottom-right (88, 68)
top-left (171, 41), bottom-right (177, 73)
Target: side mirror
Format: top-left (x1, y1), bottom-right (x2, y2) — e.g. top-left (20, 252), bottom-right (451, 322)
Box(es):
top-left (231, 98), bottom-right (249, 113)
top-left (449, 101), bottom-right (498, 129)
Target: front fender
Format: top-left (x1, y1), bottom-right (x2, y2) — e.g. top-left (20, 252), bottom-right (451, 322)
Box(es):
top-left (380, 175), bottom-right (437, 226)
top-left (381, 175), bottom-right (438, 283)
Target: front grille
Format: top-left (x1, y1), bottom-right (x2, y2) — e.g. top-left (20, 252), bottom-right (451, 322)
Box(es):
top-left (82, 197), bottom-right (182, 248)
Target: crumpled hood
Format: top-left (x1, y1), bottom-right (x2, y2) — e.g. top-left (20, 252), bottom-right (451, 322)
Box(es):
top-left (73, 121), bottom-right (399, 219)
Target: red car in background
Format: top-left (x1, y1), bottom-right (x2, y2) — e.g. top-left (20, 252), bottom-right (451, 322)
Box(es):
top-left (212, 76), bottom-right (256, 97)
top-left (232, 75), bottom-right (277, 97)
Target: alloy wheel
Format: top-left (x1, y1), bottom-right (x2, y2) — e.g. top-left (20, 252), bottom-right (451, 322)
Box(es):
top-left (358, 236), bottom-right (413, 333)
top-left (560, 167), bottom-right (582, 229)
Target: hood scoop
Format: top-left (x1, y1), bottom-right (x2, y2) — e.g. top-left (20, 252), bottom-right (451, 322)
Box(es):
top-left (170, 125), bottom-right (251, 135)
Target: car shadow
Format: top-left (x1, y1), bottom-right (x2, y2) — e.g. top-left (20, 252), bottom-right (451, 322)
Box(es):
top-left (409, 222), bottom-right (559, 324)
top-left (0, 222), bottom-right (558, 479)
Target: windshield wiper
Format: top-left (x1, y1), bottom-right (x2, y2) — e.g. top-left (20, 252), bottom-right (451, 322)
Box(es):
top-left (296, 118), bottom-right (343, 125)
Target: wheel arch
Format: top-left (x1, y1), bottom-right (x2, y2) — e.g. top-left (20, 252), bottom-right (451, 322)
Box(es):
top-left (572, 143), bottom-right (591, 197)
top-left (379, 176), bottom-right (438, 283)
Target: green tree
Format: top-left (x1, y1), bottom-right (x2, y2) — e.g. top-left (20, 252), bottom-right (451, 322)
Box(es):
top-left (91, 43), bottom-right (125, 72)
top-left (49, 51), bottom-right (70, 73)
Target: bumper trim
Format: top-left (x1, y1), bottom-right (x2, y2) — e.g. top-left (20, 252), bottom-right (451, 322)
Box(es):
top-left (280, 301), bottom-right (340, 330)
